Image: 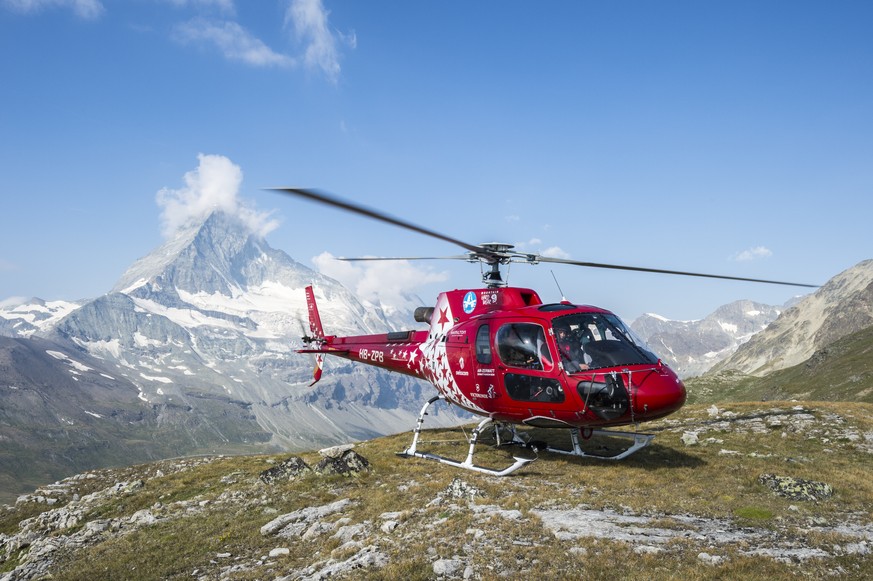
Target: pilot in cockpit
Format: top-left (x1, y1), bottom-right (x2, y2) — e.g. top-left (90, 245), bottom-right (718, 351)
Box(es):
top-left (555, 323), bottom-right (591, 373)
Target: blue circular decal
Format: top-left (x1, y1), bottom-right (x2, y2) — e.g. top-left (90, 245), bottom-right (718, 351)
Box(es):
top-left (462, 291), bottom-right (477, 314)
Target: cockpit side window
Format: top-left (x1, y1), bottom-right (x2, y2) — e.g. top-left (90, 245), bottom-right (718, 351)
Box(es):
top-left (496, 323), bottom-right (552, 371)
top-left (475, 324), bottom-right (491, 364)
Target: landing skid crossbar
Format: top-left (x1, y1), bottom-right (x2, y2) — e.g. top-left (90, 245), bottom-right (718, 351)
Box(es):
top-left (530, 427), bottom-right (654, 460)
top-left (397, 396), bottom-right (535, 477)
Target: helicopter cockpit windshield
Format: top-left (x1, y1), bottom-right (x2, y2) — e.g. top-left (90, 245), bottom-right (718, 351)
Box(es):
top-left (552, 313), bottom-right (658, 372)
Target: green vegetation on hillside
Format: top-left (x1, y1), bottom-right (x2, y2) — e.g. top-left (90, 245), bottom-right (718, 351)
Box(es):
top-left (687, 325), bottom-right (873, 405)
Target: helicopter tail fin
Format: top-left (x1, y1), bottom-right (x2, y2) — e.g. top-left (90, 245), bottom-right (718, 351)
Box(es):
top-left (304, 285), bottom-right (327, 386)
top-left (305, 285), bottom-right (325, 339)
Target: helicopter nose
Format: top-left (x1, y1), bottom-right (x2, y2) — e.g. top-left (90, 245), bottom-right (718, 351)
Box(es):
top-left (634, 372), bottom-right (687, 421)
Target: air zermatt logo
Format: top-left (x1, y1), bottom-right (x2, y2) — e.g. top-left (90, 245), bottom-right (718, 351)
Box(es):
top-left (463, 291), bottom-right (477, 314)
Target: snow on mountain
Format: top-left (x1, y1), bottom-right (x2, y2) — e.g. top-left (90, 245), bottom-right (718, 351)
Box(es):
top-left (710, 259), bottom-right (873, 376)
top-left (631, 300), bottom-right (784, 378)
top-left (40, 211), bottom-right (466, 450)
top-left (0, 297), bottom-right (83, 338)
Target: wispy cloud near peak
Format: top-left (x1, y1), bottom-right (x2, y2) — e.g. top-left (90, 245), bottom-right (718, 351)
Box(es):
top-left (156, 154), bottom-right (279, 238)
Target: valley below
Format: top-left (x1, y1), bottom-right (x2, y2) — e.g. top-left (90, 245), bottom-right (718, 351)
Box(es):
top-left (2, 401), bottom-right (871, 580)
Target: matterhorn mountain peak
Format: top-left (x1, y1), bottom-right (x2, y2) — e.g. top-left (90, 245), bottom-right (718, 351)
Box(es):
top-left (0, 207), bottom-right (458, 498)
top-left (113, 210), bottom-right (281, 296)
top-left (29, 208), bottom-right (463, 455)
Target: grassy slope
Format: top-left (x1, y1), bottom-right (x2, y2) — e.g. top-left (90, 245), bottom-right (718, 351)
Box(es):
top-left (2, 401), bottom-right (871, 580)
top-left (0, 416), bottom-right (273, 506)
top-left (686, 325), bottom-right (873, 405)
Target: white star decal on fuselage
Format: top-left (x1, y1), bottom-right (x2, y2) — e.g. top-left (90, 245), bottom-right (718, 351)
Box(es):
top-left (419, 293), bottom-right (485, 414)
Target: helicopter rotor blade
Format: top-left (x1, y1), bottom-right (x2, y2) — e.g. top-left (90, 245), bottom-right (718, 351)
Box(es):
top-left (534, 256), bottom-right (818, 288)
top-left (268, 187), bottom-right (817, 289)
top-left (268, 188), bottom-right (486, 256)
top-left (337, 255), bottom-right (472, 262)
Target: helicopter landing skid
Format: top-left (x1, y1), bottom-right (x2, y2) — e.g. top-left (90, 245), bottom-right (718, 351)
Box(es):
top-left (500, 425), bottom-right (654, 461)
top-left (397, 395), bottom-right (536, 477)
top-left (547, 428), bottom-right (654, 460)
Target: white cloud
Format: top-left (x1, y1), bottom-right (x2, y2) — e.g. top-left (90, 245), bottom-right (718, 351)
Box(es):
top-left (156, 154), bottom-right (279, 238)
top-left (2, 0), bottom-right (103, 19)
top-left (4, 0), bottom-right (353, 82)
top-left (512, 238), bottom-right (570, 259)
top-left (731, 246), bottom-right (773, 262)
top-left (173, 18), bottom-right (296, 68)
top-left (284, 0), bottom-right (354, 83)
top-left (312, 251), bottom-right (449, 314)
top-left (539, 246), bottom-right (571, 260)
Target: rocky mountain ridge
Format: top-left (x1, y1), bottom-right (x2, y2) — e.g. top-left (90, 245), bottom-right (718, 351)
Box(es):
top-left (631, 259), bottom-right (873, 381)
top-left (686, 321), bottom-right (873, 405)
top-left (631, 300), bottom-right (785, 378)
top-left (711, 259), bottom-right (873, 376)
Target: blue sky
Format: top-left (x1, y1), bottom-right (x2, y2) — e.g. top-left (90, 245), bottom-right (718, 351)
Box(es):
top-left (1, 0), bottom-right (871, 322)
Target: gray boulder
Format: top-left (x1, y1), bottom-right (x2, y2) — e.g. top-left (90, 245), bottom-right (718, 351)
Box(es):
top-left (259, 457), bottom-right (312, 484)
top-left (313, 450), bottom-right (370, 476)
top-left (758, 474), bottom-right (834, 501)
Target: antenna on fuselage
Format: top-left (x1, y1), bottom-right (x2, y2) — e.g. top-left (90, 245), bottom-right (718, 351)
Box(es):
top-left (551, 270), bottom-right (567, 302)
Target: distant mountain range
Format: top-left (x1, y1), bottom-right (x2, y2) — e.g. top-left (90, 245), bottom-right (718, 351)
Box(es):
top-left (630, 300), bottom-right (786, 378)
top-left (710, 259), bottom-right (873, 376)
top-left (630, 259), bottom-right (873, 396)
top-left (0, 212), bottom-right (466, 502)
top-left (0, 297), bottom-right (82, 338)
top-left (683, 259), bottom-right (873, 404)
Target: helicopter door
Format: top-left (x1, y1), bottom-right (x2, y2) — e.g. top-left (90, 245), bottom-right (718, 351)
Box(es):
top-left (445, 326), bottom-right (499, 410)
top-left (494, 322), bottom-right (565, 405)
top-left (468, 324), bottom-right (499, 403)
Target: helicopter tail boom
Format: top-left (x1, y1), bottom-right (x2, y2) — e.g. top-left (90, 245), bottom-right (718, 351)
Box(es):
top-left (299, 285), bottom-right (430, 384)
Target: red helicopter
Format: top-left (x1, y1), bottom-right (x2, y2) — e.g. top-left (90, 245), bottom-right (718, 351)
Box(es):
top-left (273, 188), bottom-right (817, 476)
